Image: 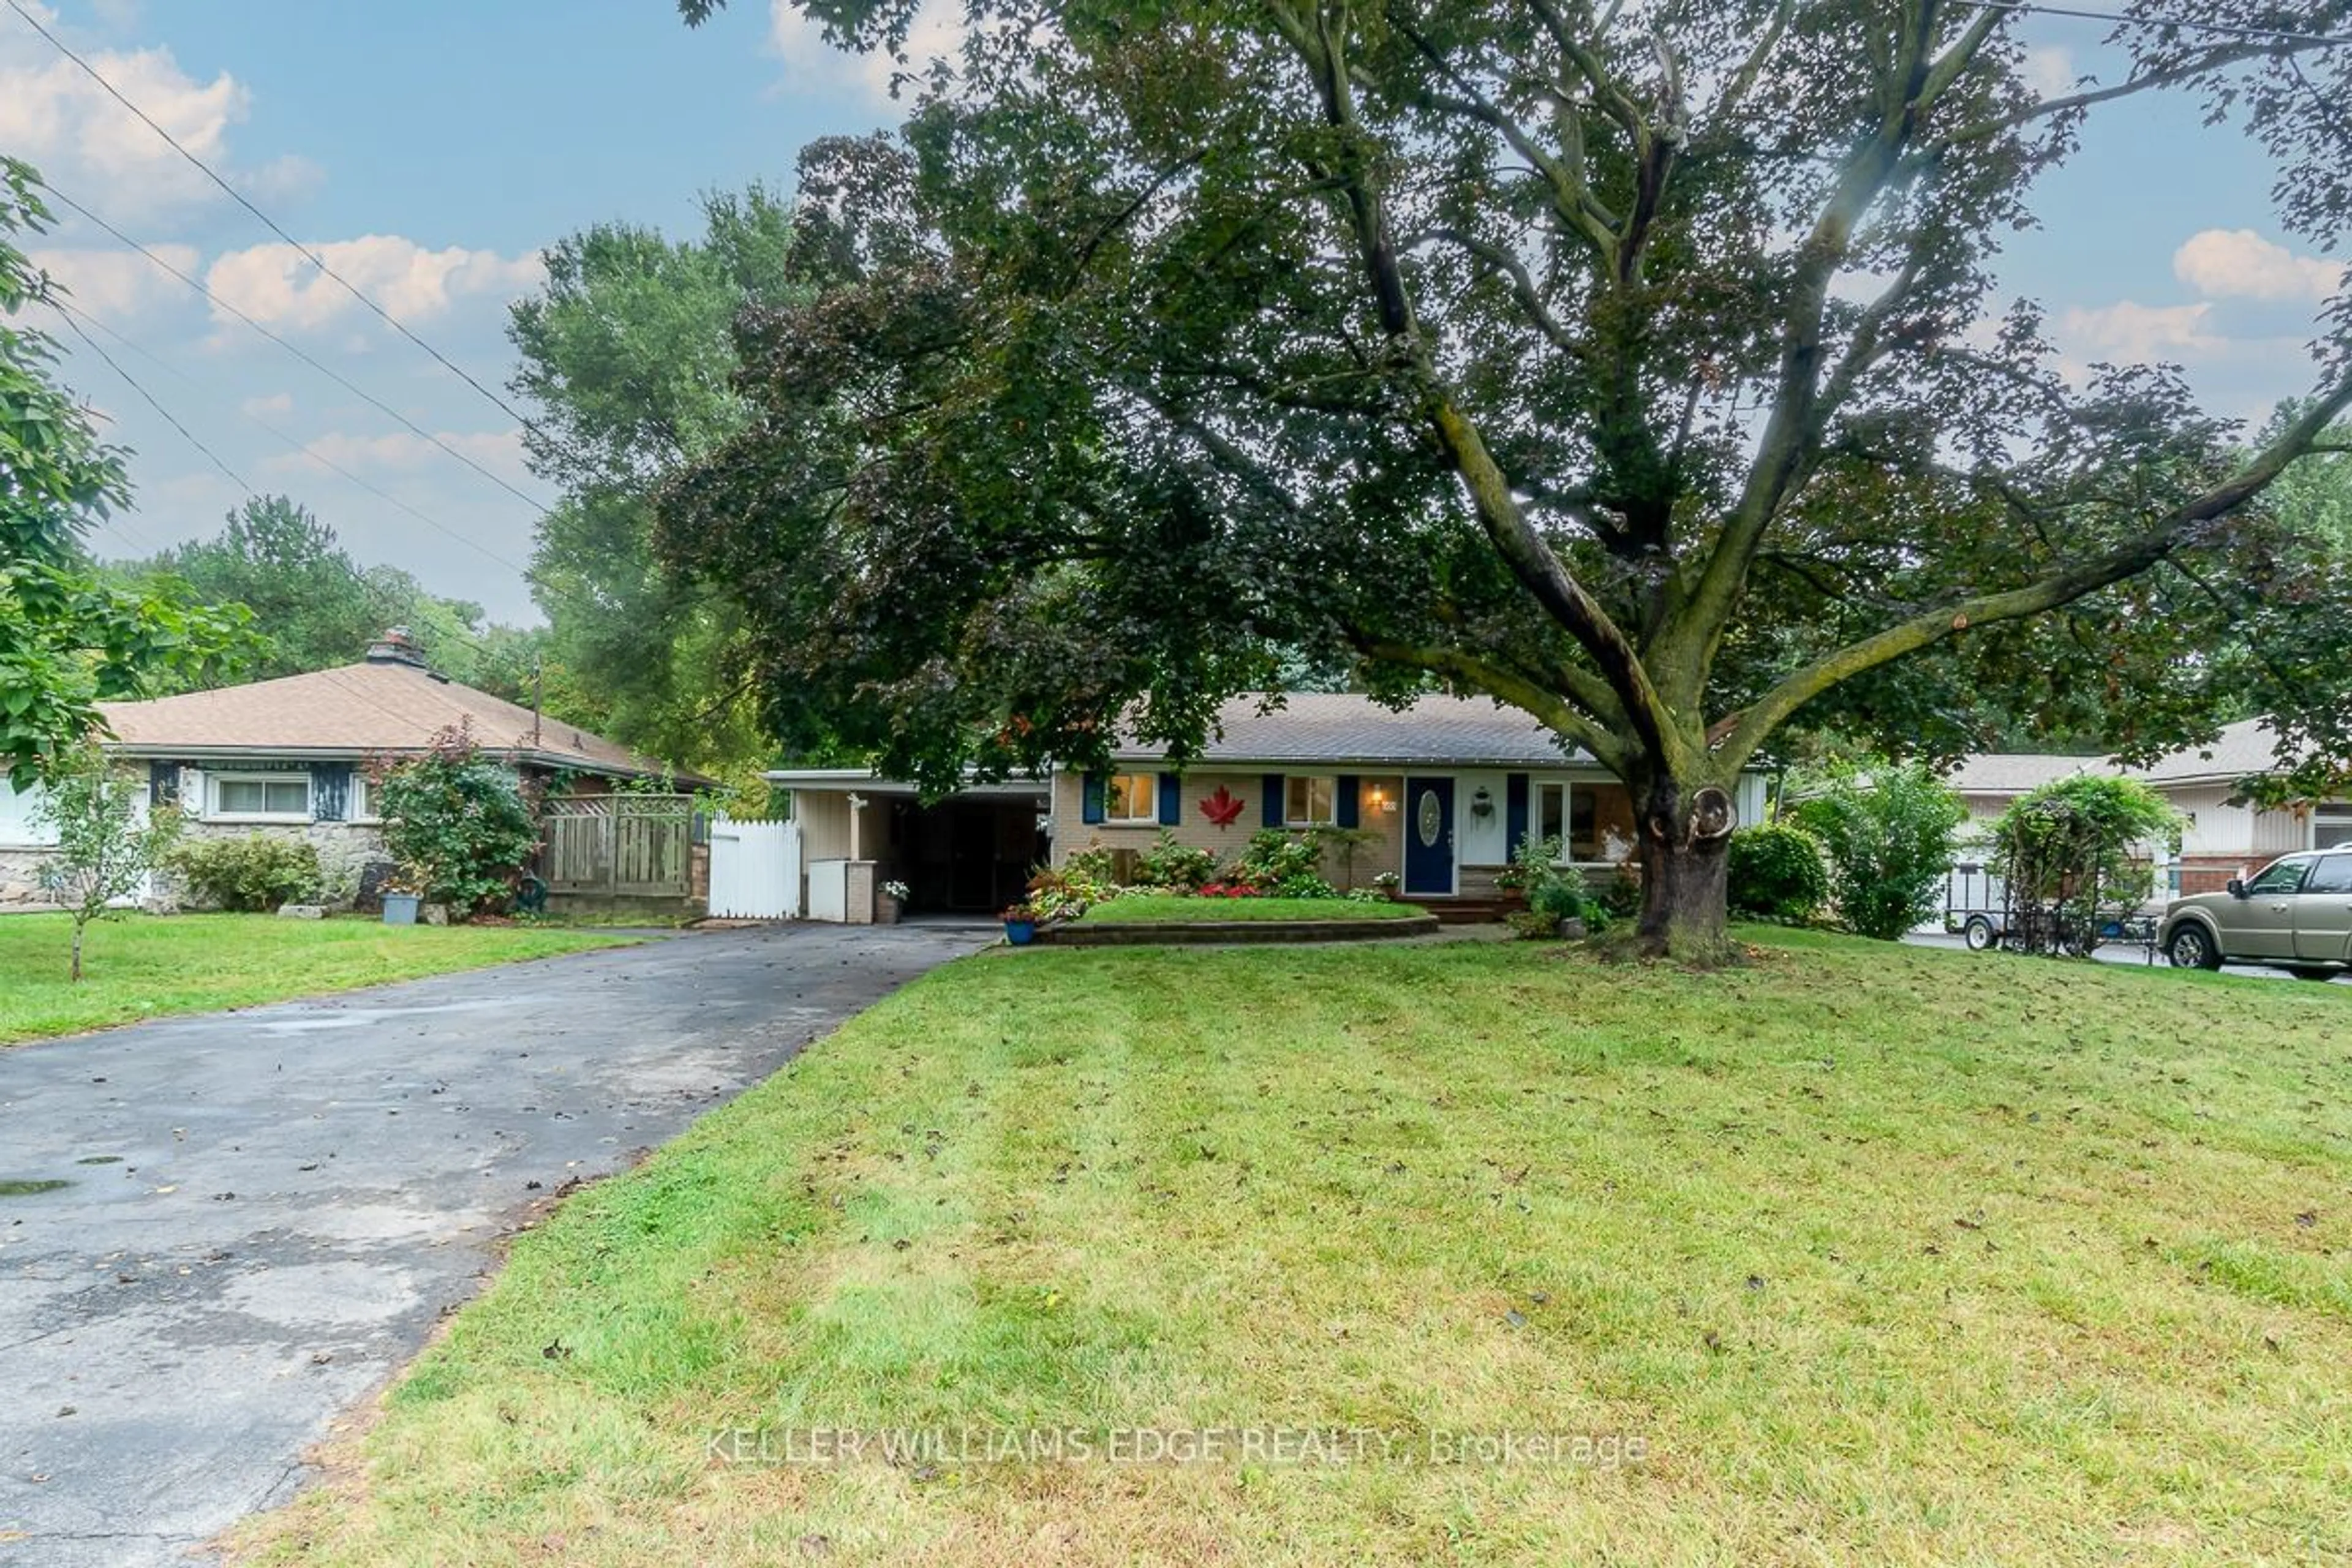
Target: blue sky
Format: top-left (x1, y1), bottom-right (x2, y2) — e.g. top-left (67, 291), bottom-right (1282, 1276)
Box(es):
top-left (6, 1), bottom-right (2344, 624)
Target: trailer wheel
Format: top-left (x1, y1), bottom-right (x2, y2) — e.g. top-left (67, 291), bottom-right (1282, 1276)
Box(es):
top-left (1962, 915), bottom-right (1998, 952)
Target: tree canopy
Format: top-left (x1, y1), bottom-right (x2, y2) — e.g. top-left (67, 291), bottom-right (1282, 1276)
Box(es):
top-left (114, 493), bottom-right (562, 710)
top-left (1, 157), bottom-right (244, 789)
top-left (507, 184), bottom-right (814, 786)
top-left (664, 0), bottom-right (2352, 954)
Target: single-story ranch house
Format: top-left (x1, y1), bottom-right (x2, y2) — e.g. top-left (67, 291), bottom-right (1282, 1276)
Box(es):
top-left (769, 692), bottom-right (1771, 921)
top-left (1945, 718), bottom-right (2351, 897)
top-left (1, 629), bottom-right (693, 912)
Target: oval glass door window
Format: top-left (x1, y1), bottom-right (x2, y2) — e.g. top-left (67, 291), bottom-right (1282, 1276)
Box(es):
top-left (1416, 790), bottom-right (1442, 848)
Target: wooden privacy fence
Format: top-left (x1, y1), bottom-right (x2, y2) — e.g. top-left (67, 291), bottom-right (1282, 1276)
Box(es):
top-left (538, 794), bottom-right (695, 898)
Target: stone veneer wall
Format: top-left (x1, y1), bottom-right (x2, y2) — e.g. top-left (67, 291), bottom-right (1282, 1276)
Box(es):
top-left (1, 846), bottom-right (62, 912)
top-left (154, 820), bottom-right (390, 913)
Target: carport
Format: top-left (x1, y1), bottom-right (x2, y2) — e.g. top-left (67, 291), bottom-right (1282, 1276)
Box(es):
top-left (769, 770), bottom-right (1049, 920)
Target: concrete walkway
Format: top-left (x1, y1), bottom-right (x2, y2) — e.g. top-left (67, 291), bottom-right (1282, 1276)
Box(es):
top-left (0, 922), bottom-right (989, 1567)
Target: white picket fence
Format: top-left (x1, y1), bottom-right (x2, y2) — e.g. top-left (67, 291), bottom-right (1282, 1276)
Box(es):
top-left (707, 816), bottom-right (801, 919)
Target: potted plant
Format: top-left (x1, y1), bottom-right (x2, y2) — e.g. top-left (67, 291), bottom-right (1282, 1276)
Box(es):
top-left (381, 875), bottom-right (423, 927)
top-left (878, 879), bottom-right (910, 925)
top-left (1000, 900), bottom-right (1044, 946)
top-left (1372, 870), bottom-right (1401, 900)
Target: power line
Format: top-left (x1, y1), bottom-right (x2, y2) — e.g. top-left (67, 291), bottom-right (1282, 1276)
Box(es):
top-left (48, 295), bottom-right (543, 583)
top-left (47, 301), bottom-right (250, 491)
top-left (36, 182), bottom-right (556, 518)
top-left (1950, 0), bottom-right (2352, 48)
top-left (39, 298), bottom-right (582, 668)
top-left (2, 0), bottom-right (564, 447)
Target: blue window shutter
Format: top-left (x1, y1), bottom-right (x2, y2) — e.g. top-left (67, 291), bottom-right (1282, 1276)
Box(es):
top-left (1262, 774), bottom-right (1284, 827)
top-left (1506, 773), bottom-right (1529, 854)
top-left (1335, 775), bottom-right (1360, 829)
top-left (1081, 773), bottom-right (1105, 824)
top-left (1157, 772), bottom-right (1181, 826)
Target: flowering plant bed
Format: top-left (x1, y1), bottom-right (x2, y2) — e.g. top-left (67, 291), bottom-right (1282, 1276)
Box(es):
top-left (1080, 895), bottom-right (1428, 924)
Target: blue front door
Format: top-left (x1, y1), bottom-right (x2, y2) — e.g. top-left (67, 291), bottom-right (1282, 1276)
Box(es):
top-left (1403, 776), bottom-right (1455, 897)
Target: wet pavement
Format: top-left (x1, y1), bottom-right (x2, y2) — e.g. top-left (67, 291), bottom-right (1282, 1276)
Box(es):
top-left (0, 922), bottom-right (989, 1567)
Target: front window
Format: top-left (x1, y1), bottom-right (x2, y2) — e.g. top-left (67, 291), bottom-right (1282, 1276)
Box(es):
top-left (1102, 773), bottom-right (1158, 824)
top-left (1285, 775), bottom-right (1336, 826)
top-left (2245, 858), bottom-right (2310, 895)
top-left (213, 774), bottom-right (312, 820)
top-left (1534, 782), bottom-right (1626, 862)
top-left (2316, 804), bottom-right (2352, 850)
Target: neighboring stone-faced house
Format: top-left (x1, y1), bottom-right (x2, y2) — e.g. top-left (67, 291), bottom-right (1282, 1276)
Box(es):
top-left (770, 692), bottom-right (1770, 919)
top-left (0, 629), bottom-right (694, 913)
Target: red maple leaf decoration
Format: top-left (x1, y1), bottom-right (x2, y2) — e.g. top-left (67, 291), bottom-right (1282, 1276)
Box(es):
top-left (1199, 785), bottom-right (1246, 828)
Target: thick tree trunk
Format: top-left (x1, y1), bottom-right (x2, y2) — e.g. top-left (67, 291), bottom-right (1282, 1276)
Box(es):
top-left (1634, 775), bottom-right (1738, 963)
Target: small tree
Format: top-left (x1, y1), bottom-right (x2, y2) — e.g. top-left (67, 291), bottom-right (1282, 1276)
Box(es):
top-left (1793, 761), bottom-right (1965, 942)
top-left (373, 724), bottom-right (541, 918)
top-left (31, 741), bottom-right (182, 981)
top-left (1989, 777), bottom-right (2180, 958)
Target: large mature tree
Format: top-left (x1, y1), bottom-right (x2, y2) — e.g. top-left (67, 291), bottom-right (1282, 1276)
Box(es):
top-left (120, 494), bottom-right (552, 703)
top-left (507, 186), bottom-right (811, 783)
top-left (2, 158), bottom-right (243, 788)
top-left (666, 0), bottom-right (2352, 957)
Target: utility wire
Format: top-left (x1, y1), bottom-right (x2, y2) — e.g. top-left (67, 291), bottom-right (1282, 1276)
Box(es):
top-left (40, 295), bottom-right (604, 672)
top-left (37, 183), bottom-right (556, 518)
top-left (48, 295), bottom-right (543, 584)
top-left (2, 0), bottom-right (565, 448)
top-left (47, 301), bottom-right (250, 491)
top-left (1950, 0), bottom-right (2352, 48)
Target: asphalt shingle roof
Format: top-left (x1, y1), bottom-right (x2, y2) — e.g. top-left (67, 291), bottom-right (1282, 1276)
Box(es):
top-left (1943, 753), bottom-right (2106, 796)
top-left (98, 659), bottom-right (679, 779)
top-left (2122, 718), bottom-right (2286, 786)
top-left (1111, 692), bottom-right (1589, 768)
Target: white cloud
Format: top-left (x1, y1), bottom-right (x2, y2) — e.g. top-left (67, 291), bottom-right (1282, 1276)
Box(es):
top-left (766, 0), bottom-right (963, 104)
top-left (2053, 300), bottom-right (2224, 362)
top-left (239, 391), bottom-right (293, 418)
top-left (203, 236), bottom-right (545, 334)
top-left (2021, 45), bottom-right (2078, 101)
top-left (260, 427), bottom-right (529, 486)
top-left (26, 243), bottom-right (198, 318)
top-left (2171, 228), bottom-right (2346, 304)
top-left (0, 26), bottom-right (262, 222)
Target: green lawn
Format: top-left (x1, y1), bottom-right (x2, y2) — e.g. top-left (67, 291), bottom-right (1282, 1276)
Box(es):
top-left (1082, 892), bottom-right (1429, 922)
top-left (0, 913), bottom-right (633, 1045)
top-left (236, 932), bottom-right (2351, 1566)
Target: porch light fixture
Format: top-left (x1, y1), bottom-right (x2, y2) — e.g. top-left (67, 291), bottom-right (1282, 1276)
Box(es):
top-left (1471, 785), bottom-right (1495, 819)
top-left (1366, 786), bottom-right (1393, 814)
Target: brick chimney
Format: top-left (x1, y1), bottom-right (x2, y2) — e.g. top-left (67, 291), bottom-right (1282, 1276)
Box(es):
top-left (364, 626), bottom-right (430, 668)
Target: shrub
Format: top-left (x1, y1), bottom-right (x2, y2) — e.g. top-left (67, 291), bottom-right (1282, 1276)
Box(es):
top-left (1134, 831), bottom-right (1215, 891)
top-left (1503, 833), bottom-right (1613, 932)
top-left (1589, 862), bottom-right (1643, 922)
top-left (1792, 759), bottom-right (1966, 941)
top-left (1727, 823), bottom-right (1830, 924)
top-left (173, 832), bottom-right (321, 913)
top-left (1232, 828), bottom-right (1322, 887)
top-left (1272, 873), bottom-right (1340, 899)
top-left (1063, 842), bottom-right (1121, 887)
top-left (1989, 775), bottom-right (2179, 956)
top-left (374, 724), bottom-right (541, 918)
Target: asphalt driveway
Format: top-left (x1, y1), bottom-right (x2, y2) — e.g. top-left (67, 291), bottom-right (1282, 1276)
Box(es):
top-left (0, 921), bottom-right (990, 1567)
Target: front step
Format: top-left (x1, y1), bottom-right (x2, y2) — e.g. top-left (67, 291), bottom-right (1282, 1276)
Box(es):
top-left (1428, 898), bottom-right (1518, 924)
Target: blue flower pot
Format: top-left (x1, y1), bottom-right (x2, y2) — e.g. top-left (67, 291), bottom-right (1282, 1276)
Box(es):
top-left (382, 894), bottom-right (421, 927)
top-left (1003, 919), bottom-right (1037, 946)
